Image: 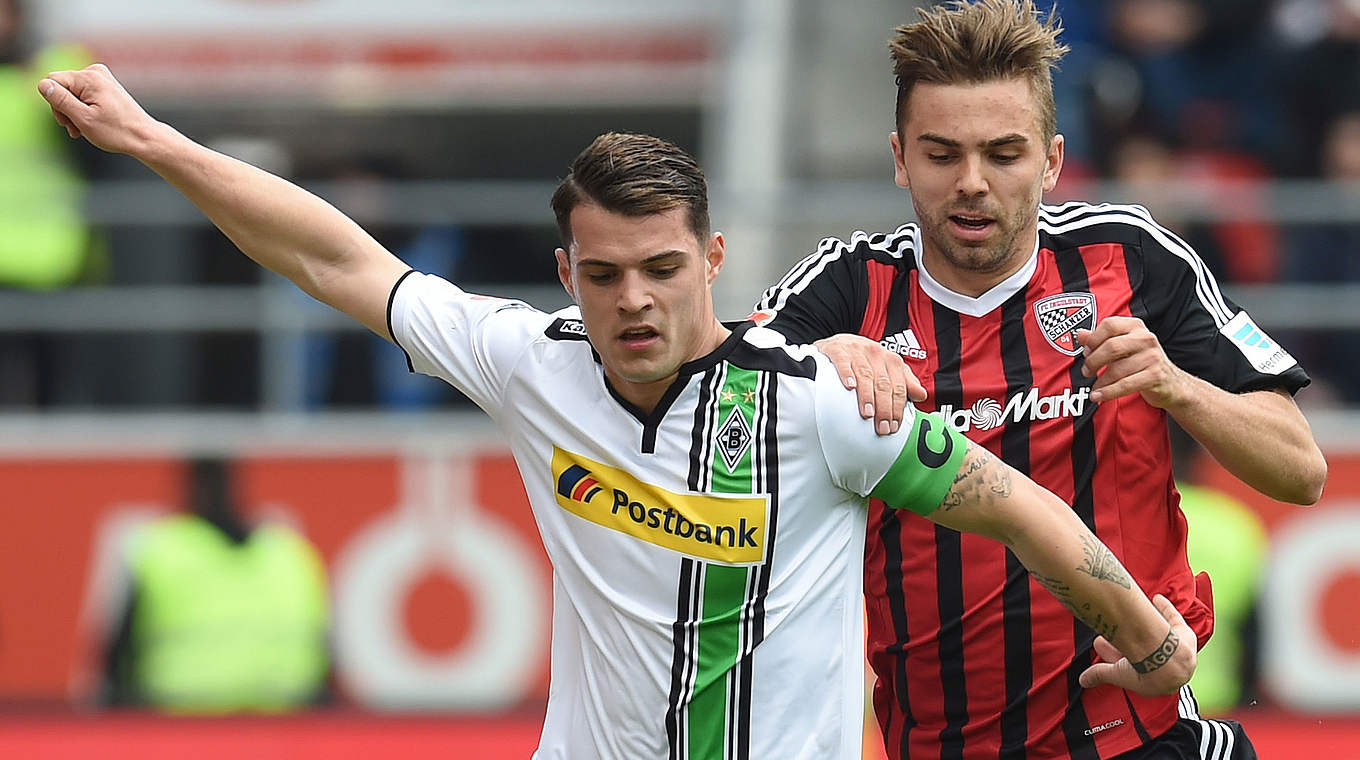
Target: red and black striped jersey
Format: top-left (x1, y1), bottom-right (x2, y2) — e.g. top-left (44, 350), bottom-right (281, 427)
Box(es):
top-left (755, 202), bottom-right (1308, 760)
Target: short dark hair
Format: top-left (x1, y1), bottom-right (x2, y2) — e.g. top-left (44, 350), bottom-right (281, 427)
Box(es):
top-left (890, 0), bottom-right (1069, 141)
top-left (550, 132), bottom-right (710, 250)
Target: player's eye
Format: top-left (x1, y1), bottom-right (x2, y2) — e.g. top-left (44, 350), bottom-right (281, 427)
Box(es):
top-left (585, 272), bottom-right (615, 284)
top-left (992, 153), bottom-right (1020, 164)
top-left (650, 267), bottom-right (679, 279)
top-left (927, 153), bottom-right (953, 163)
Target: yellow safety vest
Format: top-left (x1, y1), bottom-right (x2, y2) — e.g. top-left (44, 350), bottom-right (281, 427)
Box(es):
top-left (1179, 482), bottom-right (1268, 715)
top-left (0, 44), bottom-right (91, 289)
top-left (129, 515), bottom-right (330, 713)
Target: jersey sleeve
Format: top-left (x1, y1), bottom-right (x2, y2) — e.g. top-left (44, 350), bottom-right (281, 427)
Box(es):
top-left (752, 237), bottom-right (871, 344)
top-left (1130, 207), bottom-right (1310, 395)
top-left (387, 270), bottom-right (553, 415)
top-left (812, 354), bottom-right (967, 515)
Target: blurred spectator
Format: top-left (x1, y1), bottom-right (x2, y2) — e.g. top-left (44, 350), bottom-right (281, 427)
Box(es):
top-left (1104, 0), bottom-right (1284, 159)
top-left (103, 458), bottom-right (331, 713)
top-left (1282, 110), bottom-right (1360, 401)
top-left (1171, 425), bottom-right (1269, 716)
top-left (1277, 0), bottom-right (1360, 176)
top-left (0, 0), bottom-right (94, 405)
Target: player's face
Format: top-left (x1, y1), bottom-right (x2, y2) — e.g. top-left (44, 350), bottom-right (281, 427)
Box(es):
top-left (891, 77), bottom-right (1063, 294)
top-left (556, 203), bottom-right (727, 410)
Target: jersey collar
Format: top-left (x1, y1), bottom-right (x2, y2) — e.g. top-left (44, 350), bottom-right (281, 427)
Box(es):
top-left (912, 226), bottom-right (1039, 318)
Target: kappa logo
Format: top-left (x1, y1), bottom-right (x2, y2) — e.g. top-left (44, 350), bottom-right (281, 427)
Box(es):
top-left (1034, 292), bottom-right (1097, 356)
top-left (551, 447), bottom-right (770, 565)
top-left (716, 407), bottom-right (753, 473)
top-left (881, 328), bottom-right (928, 360)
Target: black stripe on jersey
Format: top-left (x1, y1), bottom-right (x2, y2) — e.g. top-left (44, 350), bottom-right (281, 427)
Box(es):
top-left (736, 370), bottom-right (779, 760)
top-left (385, 269), bottom-right (418, 372)
top-left (754, 226), bottom-right (916, 315)
top-left (1054, 249), bottom-right (1102, 760)
top-left (726, 341), bottom-right (818, 379)
top-left (930, 302), bottom-right (970, 760)
top-left (998, 288), bottom-right (1035, 760)
top-left (688, 367), bottom-right (723, 492)
top-left (1122, 692), bottom-right (1154, 743)
top-left (666, 558), bottom-right (701, 760)
top-left (1039, 203), bottom-right (1233, 327)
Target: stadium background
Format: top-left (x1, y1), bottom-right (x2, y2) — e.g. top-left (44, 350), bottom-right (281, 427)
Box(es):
top-left (1, 0), bottom-right (1357, 756)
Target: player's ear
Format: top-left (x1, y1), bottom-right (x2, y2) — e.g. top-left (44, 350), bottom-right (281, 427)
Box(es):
top-left (704, 233), bottom-right (725, 285)
top-left (555, 247), bottom-right (576, 302)
top-left (890, 131), bottom-right (910, 189)
top-left (1042, 133), bottom-right (1064, 193)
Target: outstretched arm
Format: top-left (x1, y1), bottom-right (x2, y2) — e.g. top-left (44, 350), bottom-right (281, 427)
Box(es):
top-left (39, 64), bottom-right (410, 339)
top-left (924, 443), bottom-right (1197, 695)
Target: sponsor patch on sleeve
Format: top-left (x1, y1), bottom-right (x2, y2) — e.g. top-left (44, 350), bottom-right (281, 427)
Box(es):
top-left (1220, 311), bottom-right (1297, 375)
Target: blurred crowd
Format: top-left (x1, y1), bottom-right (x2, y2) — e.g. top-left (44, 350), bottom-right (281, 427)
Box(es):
top-left (0, 0), bottom-right (1357, 409)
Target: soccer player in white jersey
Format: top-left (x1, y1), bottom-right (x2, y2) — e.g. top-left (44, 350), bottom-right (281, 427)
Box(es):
top-left (41, 65), bottom-right (1196, 760)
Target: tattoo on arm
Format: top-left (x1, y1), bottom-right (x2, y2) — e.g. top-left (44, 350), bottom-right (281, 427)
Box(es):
top-left (939, 447), bottom-right (1013, 512)
top-left (1030, 571), bottom-right (1119, 641)
top-left (1131, 630), bottom-right (1180, 674)
top-left (1078, 534), bottom-right (1133, 589)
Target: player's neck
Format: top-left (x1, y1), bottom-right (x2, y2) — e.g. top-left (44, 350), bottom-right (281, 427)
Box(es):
top-left (920, 231), bottom-right (1038, 298)
top-left (608, 320), bottom-right (731, 414)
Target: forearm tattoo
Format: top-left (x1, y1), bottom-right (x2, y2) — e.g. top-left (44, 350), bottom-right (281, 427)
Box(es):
top-left (1131, 630), bottom-right (1181, 674)
top-left (1078, 534), bottom-right (1133, 589)
top-left (939, 448), bottom-right (1013, 512)
top-left (1030, 571), bottom-right (1120, 641)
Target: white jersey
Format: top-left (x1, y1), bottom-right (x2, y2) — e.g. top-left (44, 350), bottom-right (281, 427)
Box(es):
top-left (389, 271), bottom-right (965, 760)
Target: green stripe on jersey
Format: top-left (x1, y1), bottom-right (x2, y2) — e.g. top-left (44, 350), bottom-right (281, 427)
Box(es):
top-left (870, 410), bottom-right (968, 516)
top-left (688, 366), bottom-right (761, 758)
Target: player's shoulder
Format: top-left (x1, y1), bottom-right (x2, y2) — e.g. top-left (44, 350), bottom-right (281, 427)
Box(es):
top-left (1039, 200), bottom-right (1213, 277)
top-left (729, 325), bottom-right (820, 380)
top-left (1040, 201), bottom-right (1182, 251)
top-left (810, 223), bottom-right (920, 269)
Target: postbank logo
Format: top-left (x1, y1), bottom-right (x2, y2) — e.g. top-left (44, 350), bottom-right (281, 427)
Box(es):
top-left (551, 447), bottom-right (769, 566)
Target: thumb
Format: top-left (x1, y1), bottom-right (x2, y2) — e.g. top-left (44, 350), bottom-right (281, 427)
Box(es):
top-left (1078, 660), bottom-right (1126, 689)
top-left (38, 77), bottom-right (86, 117)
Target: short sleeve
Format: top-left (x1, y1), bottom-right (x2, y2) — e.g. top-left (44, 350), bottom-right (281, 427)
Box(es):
top-left (753, 237), bottom-right (872, 344)
top-left (812, 354), bottom-right (966, 516)
top-left (1131, 211), bottom-right (1310, 395)
top-left (387, 271), bottom-right (553, 415)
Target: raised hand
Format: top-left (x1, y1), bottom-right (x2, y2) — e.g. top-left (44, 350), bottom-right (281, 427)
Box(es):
top-left (38, 64), bottom-right (165, 157)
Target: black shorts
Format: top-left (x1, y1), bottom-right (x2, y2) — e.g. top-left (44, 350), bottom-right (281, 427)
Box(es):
top-left (1112, 717), bottom-right (1257, 760)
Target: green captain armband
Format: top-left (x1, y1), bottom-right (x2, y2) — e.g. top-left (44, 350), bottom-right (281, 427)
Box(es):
top-left (868, 411), bottom-right (968, 516)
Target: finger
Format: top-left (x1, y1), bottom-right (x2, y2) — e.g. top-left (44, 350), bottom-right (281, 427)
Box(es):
top-left (822, 345), bottom-right (859, 392)
top-left (1090, 635), bottom-right (1124, 664)
top-left (1090, 366), bottom-right (1159, 403)
top-left (854, 363), bottom-right (877, 419)
top-left (37, 77), bottom-right (92, 124)
top-left (873, 370), bottom-right (901, 434)
top-left (1081, 331), bottom-right (1150, 376)
top-left (1078, 660), bottom-right (1128, 689)
top-left (906, 372), bottom-right (927, 403)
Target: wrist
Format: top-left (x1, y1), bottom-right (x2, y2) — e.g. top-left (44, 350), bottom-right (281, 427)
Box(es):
top-left (1129, 627), bottom-right (1181, 675)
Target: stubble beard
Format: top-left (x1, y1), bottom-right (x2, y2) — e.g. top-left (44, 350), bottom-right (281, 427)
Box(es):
top-left (917, 193), bottom-right (1038, 279)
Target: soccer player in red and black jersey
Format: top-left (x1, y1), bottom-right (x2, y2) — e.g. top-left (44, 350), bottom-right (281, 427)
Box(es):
top-left (755, 2), bottom-right (1328, 759)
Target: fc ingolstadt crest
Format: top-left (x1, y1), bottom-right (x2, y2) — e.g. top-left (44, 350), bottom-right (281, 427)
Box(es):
top-left (1034, 292), bottom-right (1097, 356)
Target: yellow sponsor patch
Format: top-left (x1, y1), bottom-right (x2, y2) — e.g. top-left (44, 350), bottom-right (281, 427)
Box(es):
top-left (552, 447), bottom-right (769, 565)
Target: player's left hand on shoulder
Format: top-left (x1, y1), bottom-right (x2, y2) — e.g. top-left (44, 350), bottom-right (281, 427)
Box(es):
top-left (1075, 317), bottom-right (1187, 408)
top-left (1078, 595), bottom-right (1198, 697)
top-left (814, 334), bottom-right (926, 436)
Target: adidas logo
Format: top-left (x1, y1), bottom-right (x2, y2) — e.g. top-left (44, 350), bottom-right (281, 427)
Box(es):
top-left (881, 329), bottom-right (928, 360)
